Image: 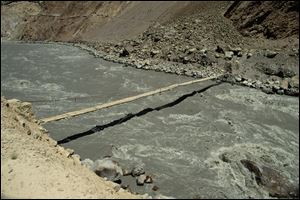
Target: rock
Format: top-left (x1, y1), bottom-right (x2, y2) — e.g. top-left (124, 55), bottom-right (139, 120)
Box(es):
top-left (246, 52), bottom-right (253, 58)
top-left (131, 165), bottom-right (145, 177)
top-left (152, 185), bottom-right (159, 191)
top-left (113, 185), bottom-right (121, 192)
top-left (230, 47), bottom-right (242, 55)
top-left (122, 168), bottom-right (132, 176)
top-left (199, 49), bottom-right (207, 55)
top-left (254, 80), bottom-right (262, 88)
top-left (289, 75), bottom-right (299, 88)
top-left (265, 50), bottom-right (278, 58)
top-left (72, 154), bottom-right (81, 164)
top-left (188, 48), bottom-right (197, 54)
top-left (81, 158), bottom-right (94, 170)
top-left (220, 153), bottom-right (231, 163)
top-left (241, 159), bottom-right (299, 198)
top-left (136, 175), bottom-right (147, 186)
top-left (215, 53), bottom-right (220, 58)
top-left (237, 51), bottom-right (243, 57)
top-left (284, 88), bottom-right (299, 96)
top-left (93, 158), bottom-right (123, 182)
top-left (65, 148), bottom-right (74, 157)
top-left (277, 67), bottom-right (296, 78)
top-left (242, 80), bottom-right (249, 86)
top-left (121, 184), bottom-right (129, 189)
top-left (277, 89), bottom-right (284, 95)
top-left (235, 76), bottom-right (242, 82)
top-left (150, 50), bottom-right (160, 57)
top-left (224, 51), bottom-right (234, 60)
top-left (215, 45), bottom-right (224, 54)
top-left (280, 79), bottom-right (289, 89)
top-left (224, 61), bottom-right (232, 73)
top-left (262, 86), bottom-right (274, 94)
top-left (183, 56), bottom-right (189, 64)
top-left (145, 175), bottom-right (153, 183)
top-left (119, 48), bottom-right (129, 57)
top-left (272, 85), bottom-right (281, 92)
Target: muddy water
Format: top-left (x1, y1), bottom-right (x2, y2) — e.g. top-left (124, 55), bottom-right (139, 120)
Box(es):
top-left (1, 41), bottom-right (299, 199)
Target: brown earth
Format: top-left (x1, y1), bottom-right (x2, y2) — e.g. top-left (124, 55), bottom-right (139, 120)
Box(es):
top-left (224, 1), bottom-right (299, 39)
top-left (1, 97), bottom-right (142, 199)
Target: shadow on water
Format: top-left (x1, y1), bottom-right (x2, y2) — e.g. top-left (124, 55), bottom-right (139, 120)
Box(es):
top-left (57, 82), bottom-right (222, 144)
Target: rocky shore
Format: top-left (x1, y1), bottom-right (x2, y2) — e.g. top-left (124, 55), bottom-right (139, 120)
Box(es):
top-left (0, 97), bottom-right (143, 199)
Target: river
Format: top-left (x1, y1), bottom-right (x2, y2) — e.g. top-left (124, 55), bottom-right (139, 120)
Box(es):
top-left (1, 41), bottom-right (299, 198)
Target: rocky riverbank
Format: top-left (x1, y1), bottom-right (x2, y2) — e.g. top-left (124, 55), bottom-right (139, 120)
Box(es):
top-left (0, 97), bottom-right (144, 199)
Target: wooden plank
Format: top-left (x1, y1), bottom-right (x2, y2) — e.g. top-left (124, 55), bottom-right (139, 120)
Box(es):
top-left (40, 74), bottom-right (222, 124)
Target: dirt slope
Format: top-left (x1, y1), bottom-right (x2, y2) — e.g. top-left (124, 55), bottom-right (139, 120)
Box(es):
top-left (2, 1), bottom-right (218, 42)
top-left (1, 97), bottom-right (141, 199)
top-left (224, 1), bottom-right (299, 39)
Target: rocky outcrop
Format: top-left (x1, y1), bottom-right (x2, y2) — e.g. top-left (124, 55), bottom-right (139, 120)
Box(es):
top-left (224, 1), bottom-right (299, 39)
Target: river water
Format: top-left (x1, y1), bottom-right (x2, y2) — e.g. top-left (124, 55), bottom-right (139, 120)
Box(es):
top-left (1, 41), bottom-right (299, 199)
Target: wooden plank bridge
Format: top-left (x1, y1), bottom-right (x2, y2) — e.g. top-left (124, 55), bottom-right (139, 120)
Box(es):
top-left (40, 74), bottom-right (222, 124)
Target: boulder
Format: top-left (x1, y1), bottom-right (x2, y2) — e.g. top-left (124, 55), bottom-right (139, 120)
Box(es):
top-left (241, 159), bottom-right (299, 198)
top-left (81, 158), bottom-right (94, 170)
top-left (136, 175), bottom-right (147, 186)
top-left (93, 158), bottom-right (123, 182)
top-left (131, 164), bottom-right (145, 177)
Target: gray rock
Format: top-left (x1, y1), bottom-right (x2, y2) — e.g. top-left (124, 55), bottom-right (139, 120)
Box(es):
top-left (93, 158), bottom-right (123, 182)
top-left (284, 88), bottom-right (299, 96)
top-left (235, 76), bottom-right (242, 82)
top-left (224, 51), bottom-right (234, 60)
top-left (216, 45), bottom-right (224, 54)
top-left (237, 51), bottom-right (243, 57)
top-left (246, 52), bottom-right (253, 58)
top-left (199, 49), bottom-right (207, 55)
top-left (224, 61), bottom-right (232, 73)
top-left (265, 50), bottom-right (278, 58)
top-left (81, 158), bottom-right (94, 170)
top-left (215, 53), bottom-right (220, 58)
top-left (188, 48), bottom-right (197, 54)
top-left (145, 175), bottom-right (154, 183)
top-left (136, 175), bottom-right (147, 186)
top-left (230, 47), bottom-right (242, 55)
top-left (151, 50), bottom-right (160, 57)
top-left (241, 159), bottom-right (299, 198)
top-left (277, 89), bottom-right (284, 95)
top-left (132, 165), bottom-right (145, 177)
top-left (122, 168), bottom-right (132, 176)
top-left (289, 75), bottom-right (299, 88)
top-left (242, 80), bottom-right (249, 86)
top-left (262, 86), bottom-right (275, 94)
top-left (119, 48), bottom-right (129, 57)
